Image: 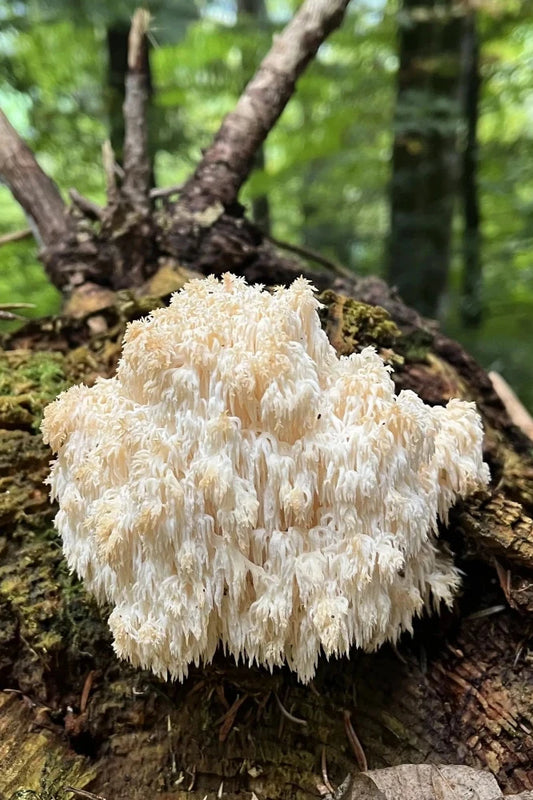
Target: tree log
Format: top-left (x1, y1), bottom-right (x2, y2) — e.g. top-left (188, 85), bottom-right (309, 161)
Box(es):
top-left (1, 274), bottom-right (533, 799)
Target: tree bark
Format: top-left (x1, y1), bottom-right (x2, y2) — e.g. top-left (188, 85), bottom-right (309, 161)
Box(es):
top-left (122, 9), bottom-right (152, 214)
top-left (0, 110), bottom-right (71, 249)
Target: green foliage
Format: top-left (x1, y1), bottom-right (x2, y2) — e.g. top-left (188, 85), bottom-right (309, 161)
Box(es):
top-left (0, 188), bottom-right (61, 321)
top-left (445, 0), bottom-right (533, 409)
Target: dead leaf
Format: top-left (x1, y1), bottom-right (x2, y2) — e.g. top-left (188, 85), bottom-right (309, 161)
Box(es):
top-left (339, 773), bottom-right (387, 799)
top-left (341, 764), bottom-right (503, 800)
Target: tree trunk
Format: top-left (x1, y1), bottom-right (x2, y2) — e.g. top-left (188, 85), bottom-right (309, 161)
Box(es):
top-left (460, 12), bottom-right (482, 328)
top-left (387, 0), bottom-right (464, 318)
top-left (106, 24), bottom-right (129, 167)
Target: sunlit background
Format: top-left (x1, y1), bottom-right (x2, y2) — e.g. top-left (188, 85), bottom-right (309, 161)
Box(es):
top-left (1, 0), bottom-right (533, 408)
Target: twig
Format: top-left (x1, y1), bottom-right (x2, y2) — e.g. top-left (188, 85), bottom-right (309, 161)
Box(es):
top-left (80, 670), bottom-right (97, 714)
top-left (150, 183), bottom-right (183, 200)
top-left (102, 140), bottom-right (117, 202)
top-left (274, 691), bottom-right (308, 727)
top-left (217, 693), bottom-right (249, 742)
top-left (465, 604), bottom-right (506, 620)
top-left (69, 189), bottom-right (104, 221)
top-left (321, 745), bottom-right (335, 794)
top-left (179, 0), bottom-right (351, 212)
top-left (0, 310), bottom-right (26, 320)
top-left (128, 9), bottom-right (150, 71)
top-left (64, 788), bottom-right (107, 800)
top-left (167, 714), bottom-right (177, 775)
top-left (0, 228), bottom-right (32, 246)
top-left (187, 765), bottom-right (197, 792)
top-left (494, 558), bottom-right (517, 609)
top-left (0, 302), bottom-right (35, 321)
top-left (266, 234), bottom-right (354, 280)
top-left (343, 710), bottom-right (367, 772)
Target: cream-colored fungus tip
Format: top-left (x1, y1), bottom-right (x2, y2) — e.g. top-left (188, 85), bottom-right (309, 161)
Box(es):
top-left (42, 274), bottom-right (490, 682)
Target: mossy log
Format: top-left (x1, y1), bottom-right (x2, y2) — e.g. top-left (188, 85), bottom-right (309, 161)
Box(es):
top-left (1, 272), bottom-right (533, 799)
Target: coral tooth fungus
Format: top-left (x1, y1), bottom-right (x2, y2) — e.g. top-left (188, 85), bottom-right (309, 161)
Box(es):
top-left (42, 274), bottom-right (489, 682)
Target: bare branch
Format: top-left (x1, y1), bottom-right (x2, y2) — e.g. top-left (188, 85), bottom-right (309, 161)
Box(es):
top-left (0, 109), bottom-right (71, 245)
top-left (150, 183), bottom-right (183, 200)
top-left (265, 233), bottom-right (354, 279)
top-left (0, 228), bottom-right (32, 247)
top-left (122, 8), bottom-right (151, 213)
top-left (69, 189), bottom-right (104, 221)
top-left (179, 0), bottom-right (351, 212)
top-left (102, 140), bottom-right (118, 203)
top-left (0, 302), bottom-right (34, 321)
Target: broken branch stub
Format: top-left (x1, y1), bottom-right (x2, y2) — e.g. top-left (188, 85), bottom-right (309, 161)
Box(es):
top-left (178, 0), bottom-right (352, 213)
top-left (122, 8), bottom-right (152, 213)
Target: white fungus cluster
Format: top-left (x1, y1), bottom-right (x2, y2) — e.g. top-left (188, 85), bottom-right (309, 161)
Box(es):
top-left (42, 274), bottom-right (490, 683)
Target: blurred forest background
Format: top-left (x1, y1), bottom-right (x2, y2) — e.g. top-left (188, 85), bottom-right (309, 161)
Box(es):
top-left (1, 0), bottom-right (533, 408)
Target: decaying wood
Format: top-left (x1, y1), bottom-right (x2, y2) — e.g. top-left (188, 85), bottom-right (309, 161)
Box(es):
top-left (1, 280), bottom-right (533, 799)
top-left (0, 692), bottom-right (96, 796)
top-left (0, 0), bottom-right (351, 296)
top-left (68, 190), bottom-right (104, 222)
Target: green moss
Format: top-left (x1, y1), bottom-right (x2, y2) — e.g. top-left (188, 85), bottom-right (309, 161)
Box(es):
top-left (0, 524), bottom-right (110, 679)
top-left (318, 290), bottom-right (402, 360)
top-left (317, 288), bottom-right (436, 365)
top-left (397, 328), bottom-right (434, 363)
top-left (0, 351), bottom-right (67, 429)
top-left (7, 754), bottom-right (95, 800)
top-left (0, 538), bottom-right (62, 653)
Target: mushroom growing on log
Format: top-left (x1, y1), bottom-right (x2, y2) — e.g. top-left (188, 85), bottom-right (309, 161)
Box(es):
top-left (1, 1), bottom-right (533, 797)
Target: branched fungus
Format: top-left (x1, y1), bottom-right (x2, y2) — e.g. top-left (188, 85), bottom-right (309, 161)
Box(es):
top-left (42, 275), bottom-right (489, 682)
